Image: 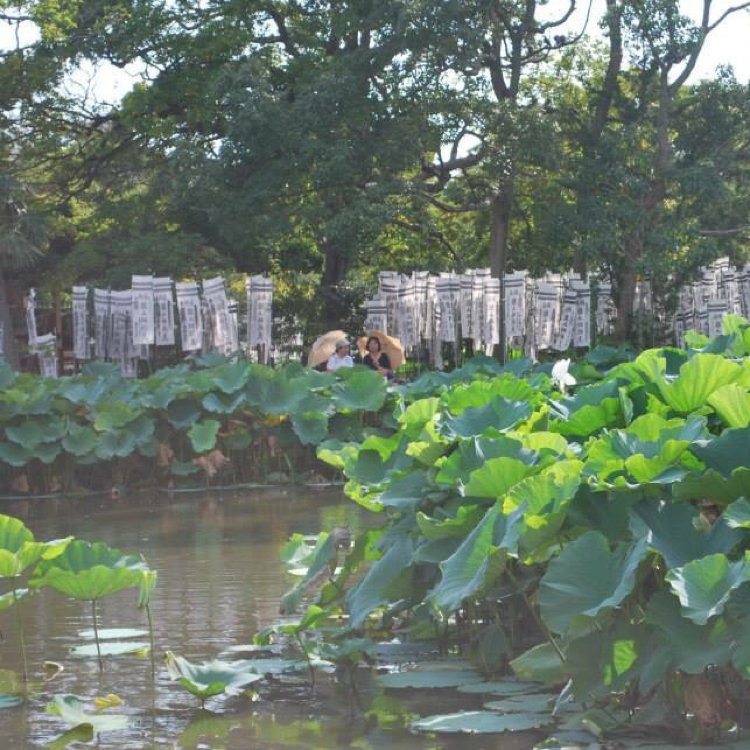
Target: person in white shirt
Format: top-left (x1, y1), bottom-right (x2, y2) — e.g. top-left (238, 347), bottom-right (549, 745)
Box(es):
top-left (327, 339), bottom-right (354, 372)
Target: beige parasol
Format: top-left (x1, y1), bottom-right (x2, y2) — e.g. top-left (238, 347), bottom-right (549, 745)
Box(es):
top-left (308, 330), bottom-right (350, 368)
top-left (357, 330), bottom-right (405, 371)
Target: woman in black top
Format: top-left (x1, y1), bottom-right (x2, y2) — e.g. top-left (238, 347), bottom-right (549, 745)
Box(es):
top-left (362, 336), bottom-right (393, 379)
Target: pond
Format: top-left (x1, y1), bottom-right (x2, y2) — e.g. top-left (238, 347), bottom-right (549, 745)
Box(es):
top-left (0, 489), bottom-right (540, 749)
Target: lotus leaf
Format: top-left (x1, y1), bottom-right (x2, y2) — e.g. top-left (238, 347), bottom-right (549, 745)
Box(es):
top-left (708, 383), bottom-right (750, 428)
top-left (665, 552), bottom-right (750, 625)
top-left (429, 505), bottom-right (519, 612)
top-left (78, 628), bottom-right (148, 640)
top-left (346, 536), bottom-right (413, 626)
top-left (463, 457), bottom-right (539, 499)
top-left (691, 426), bottom-right (750, 478)
top-left (280, 533), bottom-right (337, 613)
top-left (0, 515), bottom-right (71, 578)
top-left (411, 710), bottom-right (554, 733)
top-left (165, 652), bottom-right (264, 701)
top-left (457, 680), bottom-right (542, 696)
top-left (630, 500), bottom-right (743, 568)
top-left (0, 588), bottom-right (30, 611)
top-left (47, 694), bottom-right (130, 732)
top-left (441, 397), bottom-right (532, 438)
top-left (538, 532), bottom-right (648, 634)
top-left (187, 419), bottom-right (221, 453)
top-left (484, 693), bottom-right (554, 713)
top-left (31, 541), bottom-right (147, 600)
top-left (5, 420), bottom-right (48, 449)
top-left (0, 693), bottom-right (22, 708)
top-left (212, 362), bottom-right (249, 393)
top-left (723, 497), bottom-right (750, 528)
top-left (378, 470), bottom-right (430, 511)
top-left (61, 424), bottom-right (99, 457)
top-left (291, 410), bottom-right (329, 445)
top-left (379, 669), bottom-right (484, 689)
top-left (0, 441), bottom-right (32, 467)
top-left (510, 643), bottom-right (565, 685)
top-left (71, 641), bottom-right (149, 658)
top-left (396, 397), bottom-right (440, 437)
top-left (167, 398), bottom-right (201, 428)
top-left (93, 402), bottom-right (142, 431)
top-left (331, 368), bottom-right (386, 411)
top-left (416, 505), bottom-right (484, 540)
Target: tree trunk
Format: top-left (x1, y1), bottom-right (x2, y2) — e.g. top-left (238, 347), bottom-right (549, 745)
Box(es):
top-left (490, 182), bottom-right (514, 363)
top-left (0, 271), bottom-right (19, 369)
top-left (321, 244), bottom-right (351, 330)
top-left (614, 236), bottom-right (641, 341)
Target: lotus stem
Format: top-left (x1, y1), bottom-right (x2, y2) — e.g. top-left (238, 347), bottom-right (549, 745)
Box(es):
top-left (146, 603), bottom-right (156, 678)
top-left (91, 599), bottom-right (103, 672)
top-left (507, 569), bottom-right (566, 665)
top-left (296, 634), bottom-right (315, 690)
top-left (11, 583), bottom-right (28, 684)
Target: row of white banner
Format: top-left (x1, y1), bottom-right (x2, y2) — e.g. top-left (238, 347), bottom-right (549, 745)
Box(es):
top-left (674, 258), bottom-right (750, 345)
top-left (363, 270), bottom-right (618, 352)
top-left (26, 275), bottom-right (273, 377)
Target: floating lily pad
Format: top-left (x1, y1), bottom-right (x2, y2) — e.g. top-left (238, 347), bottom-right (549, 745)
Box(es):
top-left (70, 641), bottom-right (149, 658)
top-left (411, 710), bottom-right (555, 734)
top-left (0, 693), bottom-right (23, 708)
top-left (47, 694), bottom-right (131, 732)
top-left (77, 628), bottom-right (148, 640)
top-left (408, 659), bottom-right (476, 672)
top-left (457, 680), bottom-right (542, 696)
top-left (379, 669), bottom-right (484, 689)
top-left (484, 693), bottom-right (554, 713)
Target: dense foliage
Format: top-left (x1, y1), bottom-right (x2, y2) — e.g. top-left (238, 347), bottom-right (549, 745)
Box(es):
top-left (275, 317), bottom-right (750, 741)
top-left (0, 356), bottom-right (387, 494)
top-left (1, 1), bottom-right (749, 343)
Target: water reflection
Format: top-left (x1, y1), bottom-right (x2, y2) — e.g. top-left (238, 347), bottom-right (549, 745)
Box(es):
top-left (0, 489), bottom-right (535, 749)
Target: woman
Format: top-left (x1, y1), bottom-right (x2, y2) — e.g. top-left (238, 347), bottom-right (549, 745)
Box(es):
top-left (362, 336), bottom-right (393, 379)
top-left (326, 339), bottom-right (354, 372)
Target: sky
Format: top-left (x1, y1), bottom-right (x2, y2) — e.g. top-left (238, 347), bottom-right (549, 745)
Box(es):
top-left (2, 0), bottom-right (749, 108)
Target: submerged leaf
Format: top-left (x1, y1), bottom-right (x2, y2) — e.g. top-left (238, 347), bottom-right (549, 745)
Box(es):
top-left (47, 694), bottom-right (130, 732)
top-left (411, 710), bottom-right (554, 734)
top-left (379, 670), bottom-right (484, 689)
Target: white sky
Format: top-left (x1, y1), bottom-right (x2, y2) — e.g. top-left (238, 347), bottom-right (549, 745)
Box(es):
top-left (1, 1), bottom-right (749, 108)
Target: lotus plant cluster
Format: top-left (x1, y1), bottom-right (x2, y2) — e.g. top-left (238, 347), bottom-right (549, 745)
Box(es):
top-left (0, 357), bottom-right (388, 495)
top-left (275, 316), bottom-right (750, 742)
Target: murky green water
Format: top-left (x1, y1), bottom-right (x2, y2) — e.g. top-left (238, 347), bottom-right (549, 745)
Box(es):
top-left (0, 489), bottom-right (539, 749)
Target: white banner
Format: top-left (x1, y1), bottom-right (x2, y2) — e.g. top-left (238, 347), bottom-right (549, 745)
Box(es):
top-left (471, 269), bottom-right (490, 345)
top-left (483, 277), bottom-right (500, 346)
top-left (154, 277), bottom-right (175, 346)
top-left (378, 272), bottom-right (400, 337)
top-left (504, 271), bottom-right (526, 339)
top-left (72, 286), bottom-right (89, 360)
top-left (535, 282), bottom-right (558, 350)
top-left (35, 332), bottom-right (57, 377)
top-left (93, 289), bottom-right (110, 358)
top-left (397, 275), bottom-right (418, 350)
top-left (707, 298), bottom-right (728, 338)
top-left (364, 298), bottom-right (388, 334)
top-left (131, 275), bottom-right (155, 346)
top-left (247, 275), bottom-right (273, 350)
top-left (459, 273), bottom-right (473, 338)
top-left (572, 280), bottom-right (591, 348)
top-left (436, 274), bottom-right (460, 343)
top-left (554, 289), bottom-right (578, 351)
top-left (176, 282), bottom-right (203, 352)
top-left (25, 288), bottom-right (38, 347)
top-left (203, 276), bottom-right (232, 353)
top-left (108, 291), bottom-right (132, 364)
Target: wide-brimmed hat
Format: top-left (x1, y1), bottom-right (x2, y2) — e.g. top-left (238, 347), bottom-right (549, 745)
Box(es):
top-left (357, 330), bottom-right (405, 370)
top-left (308, 330), bottom-right (349, 368)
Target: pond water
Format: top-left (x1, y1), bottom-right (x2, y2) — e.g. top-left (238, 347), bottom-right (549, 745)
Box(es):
top-left (0, 489), bottom-right (540, 750)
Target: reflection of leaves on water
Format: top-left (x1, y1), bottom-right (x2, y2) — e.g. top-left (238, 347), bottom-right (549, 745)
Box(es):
top-left (178, 713), bottom-right (243, 750)
top-left (46, 724), bottom-right (94, 750)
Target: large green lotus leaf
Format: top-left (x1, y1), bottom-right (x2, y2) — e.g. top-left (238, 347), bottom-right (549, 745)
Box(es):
top-left (458, 680), bottom-right (542, 696)
top-left (331, 368), bottom-right (386, 411)
top-left (0, 441), bottom-right (32, 467)
top-left (78, 627), bottom-right (148, 640)
top-left (630, 500), bottom-right (742, 568)
top-left (280, 533), bottom-right (337, 614)
top-left (201, 391), bottom-right (246, 414)
top-left (674, 467), bottom-right (750, 505)
top-left (379, 670), bottom-right (484, 689)
top-left (539, 532), bottom-right (648, 634)
top-left (441, 397), bottom-right (532, 439)
top-left (95, 430), bottom-right (137, 460)
top-left (291, 411), bottom-right (329, 446)
top-left (665, 552), bottom-right (750, 625)
top-left (730, 618), bottom-right (750, 677)
top-left (708, 383), bottom-right (750, 428)
top-left (166, 398), bottom-right (201, 429)
top-left (34, 442), bottom-right (61, 464)
top-left (691, 426), bottom-right (750, 478)
top-left (637, 351), bottom-right (750, 413)
top-left (0, 515), bottom-right (71, 578)
top-left (31, 540), bottom-right (147, 601)
top-left (436, 435), bottom-right (529, 486)
top-left (552, 400), bottom-right (621, 439)
top-left (212, 362), bottom-right (250, 394)
top-left (463, 457), bottom-right (539, 499)
top-left (723, 497), bottom-right (750, 528)
top-left (503, 461), bottom-right (582, 515)
top-left (397, 397), bottom-right (440, 437)
top-left (346, 536), bottom-right (413, 626)
top-left (70, 641), bottom-right (149, 658)
top-left (442, 376), bottom-right (539, 414)
top-left (61, 424), bottom-right (98, 457)
top-left (165, 652), bottom-right (264, 699)
top-left (429, 505), bottom-right (519, 613)
top-left (416, 505), bottom-right (484, 540)
top-left (412, 710), bottom-right (554, 734)
top-left (187, 420), bottom-right (220, 453)
top-left (5, 420), bottom-right (47, 449)
top-left (92, 401), bottom-right (142, 431)
top-left (507, 431), bottom-right (571, 457)
top-left (510, 643), bottom-right (565, 685)
top-left (412, 537), bottom-right (462, 563)
top-left (358, 432), bottom-right (402, 461)
top-left (47, 694), bottom-right (130, 732)
top-left (484, 693), bottom-right (554, 713)
top-left (645, 590), bottom-right (733, 674)
top-left (378, 469), bottom-right (430, 511)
